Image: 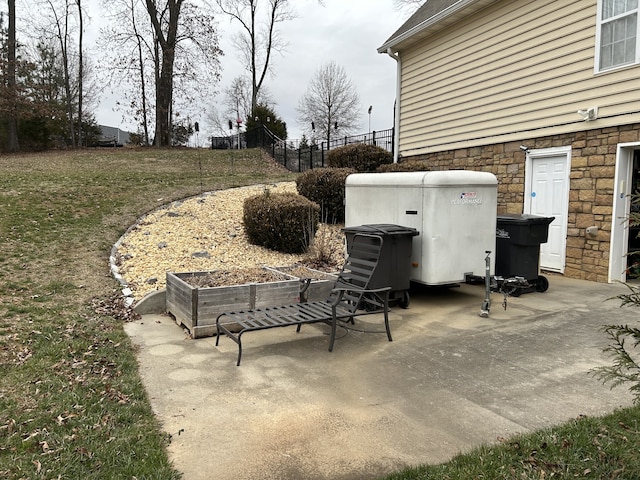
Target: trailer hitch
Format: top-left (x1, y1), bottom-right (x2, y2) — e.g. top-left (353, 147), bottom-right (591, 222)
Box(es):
top-left (478, 251), bottom-right (529, 316)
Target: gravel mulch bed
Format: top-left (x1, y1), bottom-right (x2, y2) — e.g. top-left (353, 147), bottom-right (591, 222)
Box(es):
top-left (115, 182), bottom-right (345, 300)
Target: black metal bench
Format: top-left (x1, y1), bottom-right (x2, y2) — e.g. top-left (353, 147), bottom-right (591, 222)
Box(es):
top-left (215, 234), bottom-right (392, 365)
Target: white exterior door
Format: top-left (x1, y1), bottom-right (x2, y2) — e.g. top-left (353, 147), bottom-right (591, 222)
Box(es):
top-left (609, 144), bottom-right (636, 283)
top-left (524, 147), bottom-right (571, 273)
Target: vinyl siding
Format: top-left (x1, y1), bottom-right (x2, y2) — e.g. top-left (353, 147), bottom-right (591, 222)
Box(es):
top-left (398, 0), bottom-right (640, 155)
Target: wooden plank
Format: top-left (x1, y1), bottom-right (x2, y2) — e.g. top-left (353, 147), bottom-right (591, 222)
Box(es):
top-left (254, 280), bottom-right (300, 308)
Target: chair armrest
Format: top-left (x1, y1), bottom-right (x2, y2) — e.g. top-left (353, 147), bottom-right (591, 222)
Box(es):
top-left (331, 283), bottom-right (392, 295)
top-left (329, 284), bottom-right (392, 309)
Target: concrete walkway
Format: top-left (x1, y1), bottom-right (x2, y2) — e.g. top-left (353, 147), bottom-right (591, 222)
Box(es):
top-left (125, 275), bottom-right (636, 480)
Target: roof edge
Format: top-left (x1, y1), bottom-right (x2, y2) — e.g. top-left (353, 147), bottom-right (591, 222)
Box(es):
top-left (377, 0), bottom-right (481, 53)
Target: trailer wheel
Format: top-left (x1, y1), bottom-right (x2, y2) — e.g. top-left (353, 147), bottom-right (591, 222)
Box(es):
top-left (398, 290), bottom-right (410, 309)
top-left (535, 275), bottom-right (549, 292)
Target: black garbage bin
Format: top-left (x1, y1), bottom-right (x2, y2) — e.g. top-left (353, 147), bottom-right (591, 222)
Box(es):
top-left (495, 214), bottom-right (555, 293)
top-left (342, 224), bottom-right (419, 308)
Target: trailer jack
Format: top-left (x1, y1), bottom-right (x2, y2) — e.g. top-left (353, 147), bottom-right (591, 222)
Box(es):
top-left (478, 251), bottom-right (529, 317)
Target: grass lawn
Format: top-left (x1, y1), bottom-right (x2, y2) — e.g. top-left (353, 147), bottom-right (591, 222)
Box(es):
top-left (383, 404), bottom-right (640, 479)
top-left (0, 148), bottom-right (295, 478)
top-left (0, 148), bottom-right (638, 479)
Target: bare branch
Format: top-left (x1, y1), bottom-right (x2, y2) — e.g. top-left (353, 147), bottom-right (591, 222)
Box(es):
top-left (392, 0), bottom-right (423, 15)
top-left (214, 0), bottom-right (300, 115)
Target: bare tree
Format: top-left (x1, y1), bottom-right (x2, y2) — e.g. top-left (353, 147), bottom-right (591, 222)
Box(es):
top-left (45, 0), bottom-right (77, 146)
top-left (18, 0), bottom-right (96, 147)
top-left (7, 0), bottom-right (19, 151)
top-left (393, 0), bottom-right (423, 15)
top-left (98, 0), bottom-right (220, 147)
top-left (225, 76), bottom-right (251, 125)
top-left (144, 0), bottom-right (182, 147)
top-left (220, 75), bottom-right (273, 126)
top-left (205, 104), bottom-right (229, 138)
top-left (98, 0), bottom-right (155, 145)
top-left (214, 0), bottom-right (296, 116)
top-left (297, 61), bottom-right (360, 148)
top-left (141, 0), bottom-right (221, 146)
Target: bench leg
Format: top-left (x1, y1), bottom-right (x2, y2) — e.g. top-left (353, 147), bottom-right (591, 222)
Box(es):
top-left (383, 308), bottom-right (392, 342)
top-left (383, 291), bottom-right (392, 342)
top-left (328, 317), bottom-right (337, 352)
top-left (219, 328), bottom-right (243, 366)
top-left (236, 333), bottom-right (243, 366)
top-left (216, 318), bottom-right (244, 366)
top-left (215, 314), bottom-right (224, 346)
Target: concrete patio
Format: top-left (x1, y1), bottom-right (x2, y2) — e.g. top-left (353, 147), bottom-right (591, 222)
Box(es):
top-left (125, 275), bottom-right (636, 479)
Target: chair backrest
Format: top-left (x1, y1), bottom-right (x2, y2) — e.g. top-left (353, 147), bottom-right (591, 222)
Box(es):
top-left (329, 233), bottom-right (384, 312)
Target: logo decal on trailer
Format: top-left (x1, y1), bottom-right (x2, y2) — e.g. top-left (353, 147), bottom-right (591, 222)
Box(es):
top-left (451, 191), bottom-right (482, 205)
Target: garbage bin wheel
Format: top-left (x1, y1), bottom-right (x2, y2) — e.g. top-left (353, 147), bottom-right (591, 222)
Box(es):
top-left (398, 290), bottom-right (410, 309)
top-left (361, 294), bottom-right (378, 312)
top-left (535, 275), bottom-right (549, 293)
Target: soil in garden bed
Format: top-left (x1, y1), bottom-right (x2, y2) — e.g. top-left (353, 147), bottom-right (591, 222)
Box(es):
top-left (276, 265), bottom-right (337, 281)
top-left (182, 265), bottom-right (337, 288)
top-left (183, 268), bottom-right (290, 288)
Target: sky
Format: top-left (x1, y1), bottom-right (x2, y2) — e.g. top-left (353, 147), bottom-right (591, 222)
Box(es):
top-left (87, 0), bottom-right (412, 142)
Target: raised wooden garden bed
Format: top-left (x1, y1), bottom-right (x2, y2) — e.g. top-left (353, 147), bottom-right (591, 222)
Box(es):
top-left (166, 269), bottom-right (300, 338)
top-left (267, 266), bottom-right (338, 302)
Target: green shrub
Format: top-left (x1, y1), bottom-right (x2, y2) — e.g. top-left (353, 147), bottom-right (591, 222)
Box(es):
top-left (376, 160), bottom-right (427, 172)
top-left (243, 191), bottom-right (320, 254)
top-left (327, 143), bottom-right (393, 172)
top-left (592, 192), bottom-right (640, 404)
top-left (296, 167), bottom-right (355, 224)
top-left (592, 278), bottom-right (640, 405)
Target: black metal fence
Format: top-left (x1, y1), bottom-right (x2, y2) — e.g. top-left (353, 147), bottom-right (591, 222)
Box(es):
top-left (211, 126), bottom-right (394, 172)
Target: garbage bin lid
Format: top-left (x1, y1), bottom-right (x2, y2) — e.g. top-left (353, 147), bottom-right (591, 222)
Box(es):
top-left (497, 214), bottom-right (555, 225)
top-left (342, 224), bottom-right (420, 236)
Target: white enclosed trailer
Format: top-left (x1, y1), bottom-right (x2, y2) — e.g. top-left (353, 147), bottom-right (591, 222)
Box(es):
top-left (345, 170), bottom-right (498, 285)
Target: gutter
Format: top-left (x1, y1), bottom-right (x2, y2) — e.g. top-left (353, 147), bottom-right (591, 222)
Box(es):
top-left (386, 48), bottom-right (401, 164)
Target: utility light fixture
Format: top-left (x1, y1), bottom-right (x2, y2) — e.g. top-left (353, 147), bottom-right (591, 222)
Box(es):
top-left (577, 106), bottom-right (598, 121)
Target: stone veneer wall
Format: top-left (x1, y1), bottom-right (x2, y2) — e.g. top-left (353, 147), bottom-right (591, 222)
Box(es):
top-left (403, 124), bottom-right (640, 283)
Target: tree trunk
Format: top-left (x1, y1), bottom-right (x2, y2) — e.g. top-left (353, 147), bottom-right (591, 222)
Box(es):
top-left (76, 0), bottom-right (83, 147)
top-left (152, 32), bottom-right (160, 146)
top-left (156, 57), bottom-right (174, 146)
top-left (145, 0), bottom-right (183, 147)
top-left (131, 0), bottom-right (150, 145)
top-left (7, 0), bottom-right (19, 152)
top-left (138, 34), bottom-right (150, 146)
top-left (252, 0), bottom-right (278, 115)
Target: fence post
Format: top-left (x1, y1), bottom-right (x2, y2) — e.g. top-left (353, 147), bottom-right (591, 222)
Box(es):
top-left (373, 130), bottom-right (376, 146)
top-left (321, 142), bottom-right (325, 167)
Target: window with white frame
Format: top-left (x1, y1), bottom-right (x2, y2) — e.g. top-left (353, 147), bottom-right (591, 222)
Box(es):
top-left (597, 0), bottom-right (640, 71)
